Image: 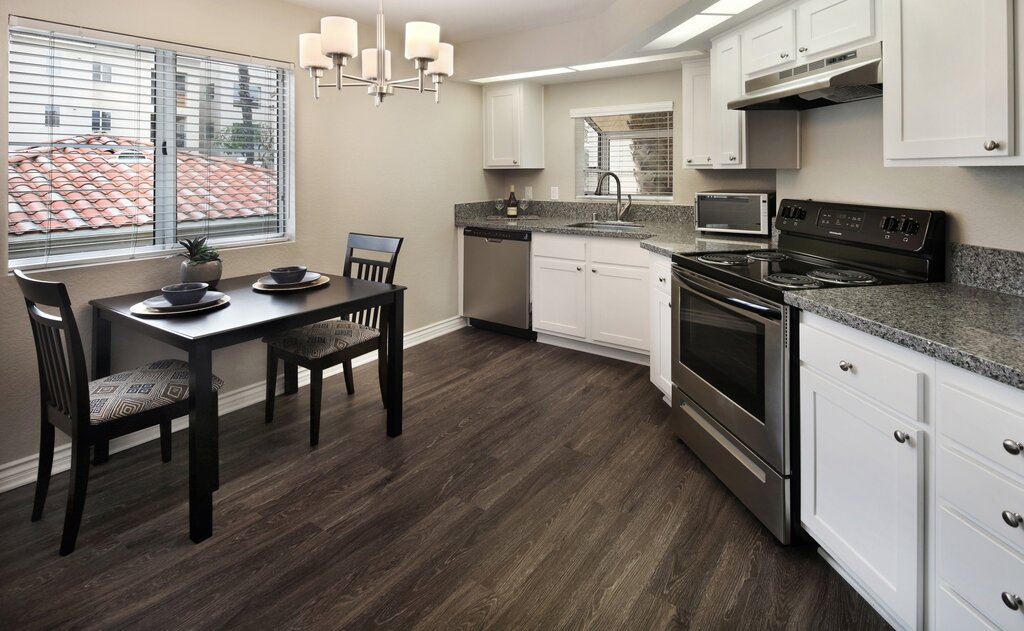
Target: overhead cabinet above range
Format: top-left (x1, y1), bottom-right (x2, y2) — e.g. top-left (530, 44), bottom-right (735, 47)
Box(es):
top-left (483, 82), bottom-right (545, 169)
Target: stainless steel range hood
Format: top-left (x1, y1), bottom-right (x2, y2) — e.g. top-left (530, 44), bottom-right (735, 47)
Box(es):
top-left (728, 42), bottom-right (882, 111)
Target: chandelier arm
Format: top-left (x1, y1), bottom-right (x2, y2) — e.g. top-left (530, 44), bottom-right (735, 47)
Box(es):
top-left (392, 84), bottom-right (437, 93)
top-left (388, 76), bottom-right (421, 85)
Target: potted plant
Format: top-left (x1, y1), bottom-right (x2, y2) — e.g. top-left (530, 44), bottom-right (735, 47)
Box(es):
top-left (175, 237), bottom-right (222, 289)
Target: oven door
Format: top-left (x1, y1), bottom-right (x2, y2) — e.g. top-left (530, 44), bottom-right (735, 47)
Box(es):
top-left (671, 267), bottom-right (789, 474)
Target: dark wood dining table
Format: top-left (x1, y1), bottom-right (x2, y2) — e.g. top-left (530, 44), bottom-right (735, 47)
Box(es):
top-left (89, 272), bottom-right (406, 543)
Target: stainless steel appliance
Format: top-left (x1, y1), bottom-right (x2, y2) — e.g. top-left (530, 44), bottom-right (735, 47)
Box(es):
top-left (463, 227), bottom-right (534, 338)
top-left (671, 199), bottom-right (946, 543)
top-left (729, 41), bottom-right (883, 111)
top-left (695, 191), bottom-right (776, 236)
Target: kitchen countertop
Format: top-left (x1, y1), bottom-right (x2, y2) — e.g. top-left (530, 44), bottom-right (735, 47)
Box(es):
top-left (455, 216), bottom-right (773, 257)
top-left (784, 283), bottom-right (1024, 391)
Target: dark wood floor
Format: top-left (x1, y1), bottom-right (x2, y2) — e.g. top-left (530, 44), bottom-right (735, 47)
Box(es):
top-left (0, 327), bottom-right (888, 630)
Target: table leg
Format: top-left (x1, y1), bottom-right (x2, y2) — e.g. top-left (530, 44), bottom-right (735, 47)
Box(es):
top-left (386, 291), bottom-right (404, 437)
top-left (188, 343), bottom-right (216, 543)
top-left (91, 308), bottom-right (111, 465)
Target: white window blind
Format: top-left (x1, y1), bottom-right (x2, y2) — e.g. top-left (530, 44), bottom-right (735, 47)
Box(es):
top-left (572, 103), bottom-right (673, 200)
top-left (7, 23), bottom-right (293, 269)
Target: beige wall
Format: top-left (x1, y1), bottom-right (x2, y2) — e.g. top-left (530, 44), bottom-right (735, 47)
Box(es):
top-left (501, 70), bottom-right (776, 207)
top-left (778, 98), bottom-right (1024, 249)
top-left (0, 0), bottom-right (499, 466)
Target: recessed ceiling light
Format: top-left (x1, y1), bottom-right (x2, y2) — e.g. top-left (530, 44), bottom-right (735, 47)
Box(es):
top-left (702, 0), bottom-right (766, 15)
top-left (472, 67), bottom-right (576, 84)
top-left (569, 51), bottom-right (704, 72)
top-left (643, 14), bottom-right (731, 51)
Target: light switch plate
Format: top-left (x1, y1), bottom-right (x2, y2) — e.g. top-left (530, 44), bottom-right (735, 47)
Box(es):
top-left (524, 186), bottom-right (533, 199)
top-left (550, 186), bottom-right (559, 200)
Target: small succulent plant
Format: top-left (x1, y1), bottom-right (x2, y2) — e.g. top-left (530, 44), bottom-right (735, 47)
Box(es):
top-left (176, 237), bottom-right (221, 265)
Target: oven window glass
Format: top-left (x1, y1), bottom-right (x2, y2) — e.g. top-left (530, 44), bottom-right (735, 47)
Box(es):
top-left (698, 196), bottom-right (762, 231)
top-left (679, 290), bottom-right (766, 421)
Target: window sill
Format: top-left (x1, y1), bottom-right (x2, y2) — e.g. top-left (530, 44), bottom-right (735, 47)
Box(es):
top-left (574, 196), bottom-right (675, 203)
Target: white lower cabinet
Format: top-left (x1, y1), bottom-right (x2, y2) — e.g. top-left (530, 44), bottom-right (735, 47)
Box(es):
top-left (648, 252), bottom-right (672, 401)
top-left (531, 233), bottom-right (649, 353)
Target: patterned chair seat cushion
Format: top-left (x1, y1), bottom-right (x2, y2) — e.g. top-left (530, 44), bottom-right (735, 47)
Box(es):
top-left (89, 359), bottom-right (224, 425)
top-left (263, 320), bottom-right (381, 360)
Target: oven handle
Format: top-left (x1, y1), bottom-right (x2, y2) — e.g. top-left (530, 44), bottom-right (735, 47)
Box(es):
top-left (674, 271), bottom-right (782, 321)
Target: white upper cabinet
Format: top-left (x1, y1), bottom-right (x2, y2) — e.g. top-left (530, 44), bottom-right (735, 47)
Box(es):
top-left (884, 0), bottom-right (1017, 165)
top-left (742, 9), bottom-right (797, 76)
top-left (797, 0), bottom-right (876, 60)
top-left (681, 60), bottom-right (713, 167)
top-left (712, 34), bottom-right (746, 166)
top-left (483, 82), bottom-right (544, 169)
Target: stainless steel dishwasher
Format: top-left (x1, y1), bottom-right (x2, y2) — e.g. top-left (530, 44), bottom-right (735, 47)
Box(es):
top-left (463, 226), bottom-right (534, 339)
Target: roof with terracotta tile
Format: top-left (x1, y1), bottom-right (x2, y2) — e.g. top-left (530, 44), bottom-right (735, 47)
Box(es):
top-left (7, 134), bottom-right (278, 235)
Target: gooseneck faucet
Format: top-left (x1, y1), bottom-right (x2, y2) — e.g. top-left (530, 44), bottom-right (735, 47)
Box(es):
top-left (594, 172), bottom-right (633, 222)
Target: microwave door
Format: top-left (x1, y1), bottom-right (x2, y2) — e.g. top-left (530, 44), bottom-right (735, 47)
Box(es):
top-left (696, 195), bottom-right (770, 235)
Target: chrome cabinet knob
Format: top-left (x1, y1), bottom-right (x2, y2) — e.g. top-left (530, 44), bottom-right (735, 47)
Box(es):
top-left (839, 360), bottom-right (853, 372)
top-left (729, 156), bottom-right (737, 162)
top-left (984, 140), bottom-right (1001, 151)
top-left (1003, 510), bottom-right (1023, 528)
top-left (592, 268), bottom-right (598, 274)
top-left (780, 52), bottom-right (789, 58)
top-left (576, 266), bottom-right (582, 271)
top-left (1002, 592), bottom-right (1023, 611)
top-left (706, 157), bottom-right (712, 162)
top-left (513, 159), bottom-right (519, 164)
top-left (686, 158), bottom-right (693, 163)
top-left (1005, 439), bottom-right (1024, 455)
top-left (893, 430), bottom-right (909, 444)
top-left (659, 277), bottom-right (666, 283)
top-left (798, 46), bottom-right (808, 53)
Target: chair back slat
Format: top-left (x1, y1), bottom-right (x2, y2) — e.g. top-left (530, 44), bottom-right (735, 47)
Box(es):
top-left (342, 233), bottom-right (403, 330)
top-left (15, 270), bottom-right (90, 430)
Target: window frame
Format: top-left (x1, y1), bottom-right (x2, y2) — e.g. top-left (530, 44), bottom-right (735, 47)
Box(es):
top-left (7, 17), bottom-right (296, 272)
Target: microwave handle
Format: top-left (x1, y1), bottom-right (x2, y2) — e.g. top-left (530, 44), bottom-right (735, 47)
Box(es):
top-left (674, 271), bottom-right (782, 321)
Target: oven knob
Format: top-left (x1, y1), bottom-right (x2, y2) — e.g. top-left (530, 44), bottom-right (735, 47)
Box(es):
top-left (883, 216), bottom-right (899, 232)
top-left (796, 208), bottom-right (807, 220)
top-left (901, 219), bottom-right (920, 235)
top-left (780, 206), bottom-right (792, 218)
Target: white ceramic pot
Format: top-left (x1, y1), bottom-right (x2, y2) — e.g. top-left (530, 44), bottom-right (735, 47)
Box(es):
top-left (180, 260), bottom-right (222, 290)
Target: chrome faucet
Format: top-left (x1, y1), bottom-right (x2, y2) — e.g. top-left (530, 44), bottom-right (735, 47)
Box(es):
top-left (594, 172), bottom-right (633, 222)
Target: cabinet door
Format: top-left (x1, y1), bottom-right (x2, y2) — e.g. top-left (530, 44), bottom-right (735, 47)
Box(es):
top-left (711, 34), bottom-right (745, 167)
top-left (652, 291), bottom-right (673, 397)
top-left (484, 84), bottom-right (521, 167)
top-left (742, 10), bottom-right (796, 76)
top-left (884, 0), bottom-right (1013, 160)
top-left (797, 0), bottom-right (875, 60)
top-left (800, 368), bottom-right (923, 628)
top-left (532, 256), bottom-right (586, 338)
top-left (682, 61), bottom-right (713, 168)
top-left (589, 263), bottom-right (649, 351)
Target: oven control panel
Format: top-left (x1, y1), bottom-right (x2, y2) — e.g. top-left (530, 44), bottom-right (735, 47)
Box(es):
top-left (776, 199), bottom-right (941, 252)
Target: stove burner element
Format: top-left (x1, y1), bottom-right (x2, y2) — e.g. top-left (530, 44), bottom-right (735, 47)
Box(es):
top-left (697, 253), bottom-right (751, 266)
top-left (807, 269), bottom-right (878, 285)
top-left (763, 273), bottom-right (823, 289)
top-left (747, 251), bottom-right (789, 262)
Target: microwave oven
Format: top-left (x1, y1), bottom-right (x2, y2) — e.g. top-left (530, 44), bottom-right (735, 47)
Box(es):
top-left (694, 191), bottom-right (776, 236)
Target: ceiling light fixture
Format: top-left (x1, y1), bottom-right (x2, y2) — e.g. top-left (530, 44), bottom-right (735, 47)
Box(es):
top-left (568, 51), bottom-right (704, 72)
top-left (297, 0), bottom-right (454, 106)
top-left (471, 68), bottom-right (576, 84)
top-left (643, 0), bottom-right (766, 51)
top-left (702, 0), bottom-right (766, 15)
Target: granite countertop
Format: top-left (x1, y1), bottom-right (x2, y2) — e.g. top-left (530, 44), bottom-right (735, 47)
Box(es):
top-left (785, 283), bottom-right (1024, 390)
top-left (455, 216), bottom-right (773, 257)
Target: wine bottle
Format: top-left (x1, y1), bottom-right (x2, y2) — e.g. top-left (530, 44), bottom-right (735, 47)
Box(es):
top-left (506, 185), bottom-right (518, 219)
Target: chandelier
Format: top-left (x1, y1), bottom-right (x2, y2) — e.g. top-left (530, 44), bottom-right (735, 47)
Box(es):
top-left (298, 0), bottom-right (454, 106)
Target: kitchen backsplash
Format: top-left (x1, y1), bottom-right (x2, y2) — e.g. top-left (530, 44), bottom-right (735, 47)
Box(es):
top-left (455, 200), bottom-right (694, 223)
top-left (949, 243), bottom-right (1024, 297)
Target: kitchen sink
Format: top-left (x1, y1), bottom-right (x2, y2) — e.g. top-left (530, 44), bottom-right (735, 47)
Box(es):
top-left (566, 221), bottom-right (646, 232)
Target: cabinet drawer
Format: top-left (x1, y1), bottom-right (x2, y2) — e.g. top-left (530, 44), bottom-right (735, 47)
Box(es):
top-left (939, 445), bottom-right (1024, 556)
top-left (649, 254), bottom-right (671, 296)
top-left (532, 233), bottom-right (586, 260)
top-left (938, 378), bottom-right (1024, 484)
top-left (938, 507), bottom-right (1024, 630)
top-left (936, 585), bottom-right (998, 631)
top-left (800, 319), bottom-right (925, 421)
top-left (589, 237), bottom-right (647, 267)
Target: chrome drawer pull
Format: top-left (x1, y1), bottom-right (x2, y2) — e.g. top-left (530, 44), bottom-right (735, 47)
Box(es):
top-left (1004, 439), bottom-right (1024, 456)
top-left (839, 360), bottom-right (853, 372)
top-left (1002, 592), bottom-right (1023, 611)
top-left (893, 430), bottom-right (909, 444)
top-left (1003, 511), bottom-right (1023, 528)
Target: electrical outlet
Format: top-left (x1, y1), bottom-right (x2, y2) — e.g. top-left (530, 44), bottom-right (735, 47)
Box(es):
top-left (550, 186), bottom-right (559, 200)
top-left (524, 186), bottom-right (533, 199)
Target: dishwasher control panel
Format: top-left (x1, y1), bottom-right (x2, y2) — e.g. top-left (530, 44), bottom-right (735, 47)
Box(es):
top-left (463, 226), bottom-right (531, 242)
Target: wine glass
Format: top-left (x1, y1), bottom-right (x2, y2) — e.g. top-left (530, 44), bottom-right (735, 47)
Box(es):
top-left (494, 198), bottom-right (506, 216)
top-left (519, 197), bottom-right (531, 215)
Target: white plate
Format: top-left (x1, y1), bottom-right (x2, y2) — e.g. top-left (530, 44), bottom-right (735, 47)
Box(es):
top-left (131, 295), bottom-right (231, 317)
top-left (142, 291), bottom-right (226, 313)
top-left (256, 271), bottom-right (322, 287)
top-left (252, 275), bottom-right (331, 292)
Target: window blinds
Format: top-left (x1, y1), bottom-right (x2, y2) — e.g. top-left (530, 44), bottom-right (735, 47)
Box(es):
top-left (7, 24), bottom-right (292, 268)
top-left (572, 104), bottom-right (673, 200)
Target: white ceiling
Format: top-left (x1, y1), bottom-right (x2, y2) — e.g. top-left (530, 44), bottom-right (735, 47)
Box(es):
top-left (284, 0), bottom-right (620, 42)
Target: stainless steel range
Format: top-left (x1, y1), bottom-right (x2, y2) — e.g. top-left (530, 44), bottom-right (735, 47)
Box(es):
top-left (669, 199), bottom-right (946, 544)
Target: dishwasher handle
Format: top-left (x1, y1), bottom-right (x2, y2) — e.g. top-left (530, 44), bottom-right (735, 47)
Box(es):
top-left (464, 226), bottom-right (531, 242)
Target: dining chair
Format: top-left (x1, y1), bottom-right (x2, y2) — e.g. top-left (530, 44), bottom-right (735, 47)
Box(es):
top-left (263, 233), bottom-right (403, 446)
top-left (15, 270), bottom-right (224, 555)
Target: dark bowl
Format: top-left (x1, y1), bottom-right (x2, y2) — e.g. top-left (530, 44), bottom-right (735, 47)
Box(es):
top-left (161, 282), bottom-right (209, 306)
top-left (270, 265), bottom-right (307, 284)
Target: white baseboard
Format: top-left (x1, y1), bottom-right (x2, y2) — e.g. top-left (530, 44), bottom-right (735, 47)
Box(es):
top-left (0, 316), bottom-right (466, 494)
top-left (536, 333), bottom-right (649, 366)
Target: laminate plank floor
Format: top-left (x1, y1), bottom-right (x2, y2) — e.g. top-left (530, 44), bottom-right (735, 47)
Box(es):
top-left (0, 327), bottom-right (889, 630)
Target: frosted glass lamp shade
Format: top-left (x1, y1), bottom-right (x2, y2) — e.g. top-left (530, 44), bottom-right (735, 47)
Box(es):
top-left (404, 21), bottom-right (440, 60)
top-left (361, 49), bottom-right (392, 80)
top-left (320, 17), bottom-right (358, 58)
top-left (299, 33), bottom-right (333, 70)
top-left (426, 43), bottom-right (454, 77)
